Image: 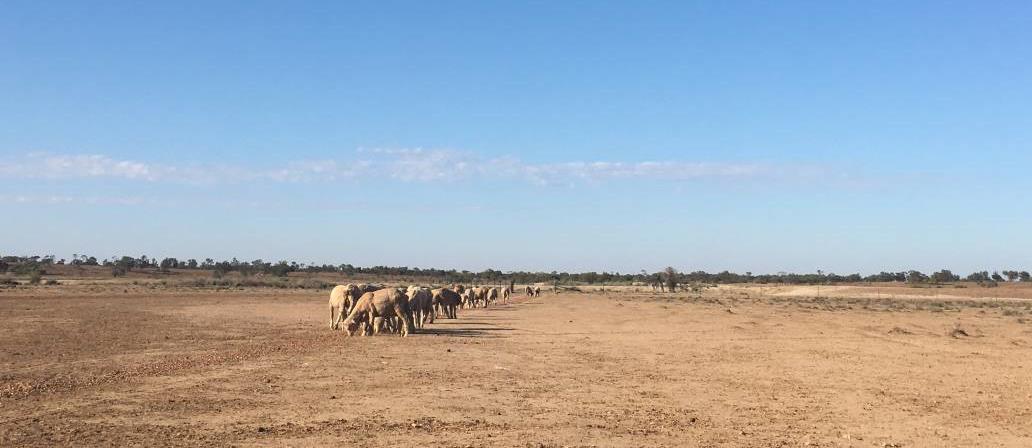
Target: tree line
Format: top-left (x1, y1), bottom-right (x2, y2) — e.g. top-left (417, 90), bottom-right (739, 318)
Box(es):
top-left (2, 254), bottom-right (1030, 288)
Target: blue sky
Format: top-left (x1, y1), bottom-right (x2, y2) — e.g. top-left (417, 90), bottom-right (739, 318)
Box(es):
top-left (2, 1), bottom-right (1030, 274)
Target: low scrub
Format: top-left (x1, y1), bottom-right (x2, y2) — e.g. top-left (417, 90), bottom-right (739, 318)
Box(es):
top-left (176, 277), bottom-right (331, 290)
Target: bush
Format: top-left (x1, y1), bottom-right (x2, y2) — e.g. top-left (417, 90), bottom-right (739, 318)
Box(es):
top-left (28, 271), bottom-right (42, 285)
top-left (295, 278), bottom-right (331, 289)
top-left (13, 262), bottom-right (44, 276)
top-left (45, 279), bottom-right (59, 286)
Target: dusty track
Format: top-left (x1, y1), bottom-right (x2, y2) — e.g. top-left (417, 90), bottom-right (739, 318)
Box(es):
top-left (2, 287), bottom-right (1031, 446)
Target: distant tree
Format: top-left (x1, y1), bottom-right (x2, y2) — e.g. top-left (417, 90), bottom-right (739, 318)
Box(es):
top-left (160, 258), bottom-right (178, 271)
top-left (1020, 271), bottom-right (1031, 282)
top-left (1003, 271), bottom-right (1019, 282)
top-left (991, 271), bottom-right (1004, 282)
top-left (905, 270), bottom-right (928, 283)
top-left (930, 269), bottom-right (959, 283)
top-left (966, 271), bottom-right (990, 282)
top-left (269, 261), bottom-right (292, 278)
top-left (663, 267), bottom-right (679, 292)
top-left (864, 272), bottom-right (904, 282)
top-left (186, 259), bottom-right (198, 269)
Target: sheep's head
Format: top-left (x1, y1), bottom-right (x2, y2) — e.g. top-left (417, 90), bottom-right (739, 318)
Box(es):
top-left (345, 285), bottom-right (360, 299)
top-left (344, 318), bottom-right (361, 336)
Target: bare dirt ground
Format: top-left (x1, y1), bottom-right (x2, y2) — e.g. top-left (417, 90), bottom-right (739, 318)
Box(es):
top-left (2, 284), bottom-right (1031, 447)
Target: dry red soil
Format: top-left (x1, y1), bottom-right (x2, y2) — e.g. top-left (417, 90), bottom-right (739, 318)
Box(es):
top-left (2, 284), bottom-right (1031, 447)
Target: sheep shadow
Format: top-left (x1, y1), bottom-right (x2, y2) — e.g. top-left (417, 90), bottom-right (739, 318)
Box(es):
top-left (416, 320), bottom-right (515, 338)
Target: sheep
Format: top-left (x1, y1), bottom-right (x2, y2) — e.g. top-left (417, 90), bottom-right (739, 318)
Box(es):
top-left (342, 288), bottom-right (415, 337)
top-left (432, 288), bottom-right (461, 319)
top-left (406, 285), bottom-right (434, 328)
top-left (328, 284), bottom-right (360, 330)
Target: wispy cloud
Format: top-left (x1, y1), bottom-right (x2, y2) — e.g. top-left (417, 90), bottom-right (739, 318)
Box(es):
top-left (0, 153), bottom-right (156, 180)
top-left (0, 193), bottom-right (149, 206)
top-left (0, 149), bottom-right (823, 187)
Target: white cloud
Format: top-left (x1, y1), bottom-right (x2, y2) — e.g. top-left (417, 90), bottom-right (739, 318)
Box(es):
top-left (0, 153), bottom-right (155, 180)
top-left (0, 149), bottom-right (814, 187)
top-left (0, 194), bottom-right (148, 206)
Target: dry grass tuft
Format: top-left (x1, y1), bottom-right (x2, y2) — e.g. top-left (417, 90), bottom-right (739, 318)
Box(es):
top-left (949, 323), bottom-right (971, 338)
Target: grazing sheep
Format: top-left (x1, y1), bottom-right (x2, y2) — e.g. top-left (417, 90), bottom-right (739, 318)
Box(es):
top-left (486, 287), bottom-right (499, 305)
top-left (343, 288), bottom-right (415, 337)
top-left (500, 287), bottom-right (510, 304)
top-left (472, 287), bottom-right (489, 308)
top-left (357, 283), bottom-right (382, 295)
top-left (406, 286), bottom-right (434, 328)
top-left (329, 284), bottom-right (360, 330)
top-left (432, 288), bottom-right (461, 319)
top-left (534, 286), bottom-right (541, 296)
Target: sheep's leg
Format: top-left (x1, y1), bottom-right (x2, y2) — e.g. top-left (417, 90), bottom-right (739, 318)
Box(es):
top-left (394, 305), bottom-right (414, 337)
top-left (342, 309), bottom-right (355, 330)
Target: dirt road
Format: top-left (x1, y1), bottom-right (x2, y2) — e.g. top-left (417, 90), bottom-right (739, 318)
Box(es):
top-left (2, 287), bottom-right (1031, 446)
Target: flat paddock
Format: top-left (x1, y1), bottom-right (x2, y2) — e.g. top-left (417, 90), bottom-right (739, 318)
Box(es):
top-left (2, 285), bottom-right (1030, 446)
